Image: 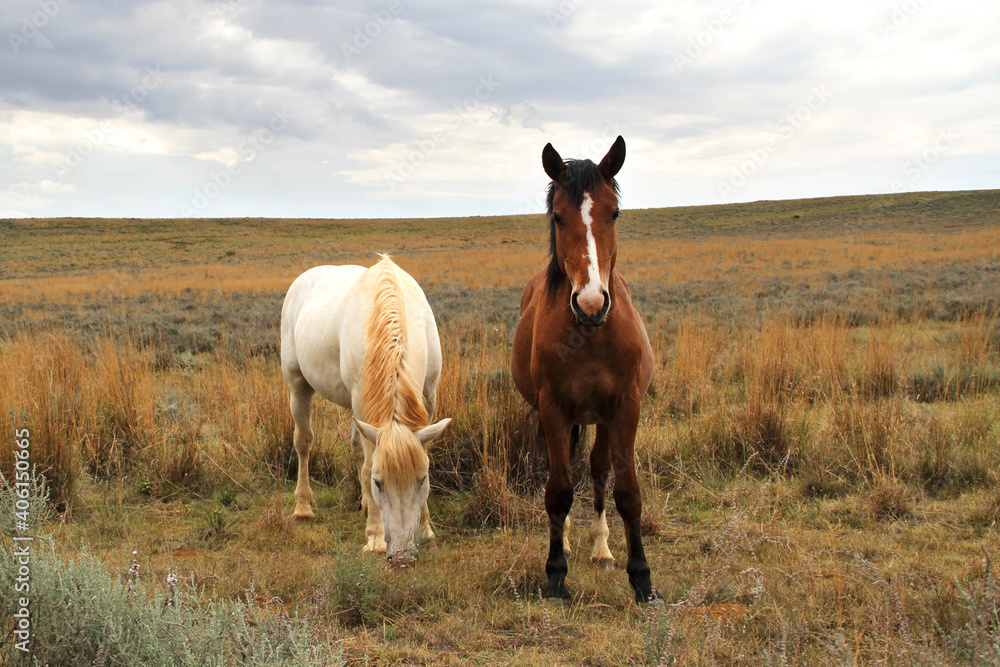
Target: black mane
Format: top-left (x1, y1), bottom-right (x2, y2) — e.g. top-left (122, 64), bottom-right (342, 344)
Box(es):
top-left (545, 159), bottom-right (620, 298)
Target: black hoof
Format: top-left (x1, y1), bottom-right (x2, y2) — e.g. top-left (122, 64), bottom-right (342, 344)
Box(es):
top-left (543, 580), bottom-right (572, 600)
top-left (633, 586), bottom-right (660, 603)
top-left (627, 566), bottom-right (656, 603)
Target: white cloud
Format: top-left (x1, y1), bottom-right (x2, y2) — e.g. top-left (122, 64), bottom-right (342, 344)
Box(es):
top-left (0, 179), bottom-right (76, 217)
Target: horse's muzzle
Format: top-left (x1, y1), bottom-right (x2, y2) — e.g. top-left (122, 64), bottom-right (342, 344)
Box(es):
top-left (571, 289), bottom-right (610, 327)
top-left (386, 552), bottom-right (418, 568)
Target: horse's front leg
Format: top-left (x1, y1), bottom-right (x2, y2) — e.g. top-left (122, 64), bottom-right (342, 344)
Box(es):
top-left (358, 432), bottom-right (386, 554)
top-left (608, 395), bottom-right (656, 602)
top-left (420, 503), bottom-right (436, 547)
top-left (349, 422), bottom-right (368, 517)
top-left (539, 392), bottom-right (574, 600)
top-left (290, 386), bottom-right (315, 521)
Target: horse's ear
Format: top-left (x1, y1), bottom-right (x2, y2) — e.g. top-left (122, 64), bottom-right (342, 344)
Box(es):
top-left (542, 143), bottom-right (566, 183)
top-left (354, 418), bottom-right (379, 445)
top-left (414, 418), bottom-right (452, 446)
top-left (599, 135), bottom-right (626, 181)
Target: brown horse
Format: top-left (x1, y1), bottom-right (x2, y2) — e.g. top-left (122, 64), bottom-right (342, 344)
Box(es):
top-left (511, 136), bottom-right (656, 602)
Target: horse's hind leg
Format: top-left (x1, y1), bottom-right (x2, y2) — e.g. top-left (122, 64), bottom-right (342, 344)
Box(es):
top-left (289, 384), bottom-right (315, 521)
top-left (560, 424), bottom-right (585, 558)
top-left (589, 424), bottom-right (616, 569)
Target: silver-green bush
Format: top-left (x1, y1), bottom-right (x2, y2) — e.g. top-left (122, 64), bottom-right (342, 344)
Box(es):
top-left (0, 475), bottom-right (342, 666)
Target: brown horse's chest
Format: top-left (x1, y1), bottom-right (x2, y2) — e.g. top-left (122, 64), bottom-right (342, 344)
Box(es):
top-left (532, 326), bottom-right (641, 413)
top-left (512, 271), bottom-right (652, 421)
top-left (552, 376), bottom-right (624, 424)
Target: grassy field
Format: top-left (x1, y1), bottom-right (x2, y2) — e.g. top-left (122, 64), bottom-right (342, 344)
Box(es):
top-left (2, 189), bottom-right (1000, 665)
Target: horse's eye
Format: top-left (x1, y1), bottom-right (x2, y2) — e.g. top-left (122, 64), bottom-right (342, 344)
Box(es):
top-left (612, 210), bottom-right (620, 221)
top-left (373, 479), bottom-right (383, 493)
top-left (418, 476), bottom-right (427, 487)
top-left (552, 213), bottom-right (562, 226)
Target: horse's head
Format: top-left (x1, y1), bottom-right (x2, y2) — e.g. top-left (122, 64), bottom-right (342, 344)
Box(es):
top-left (354, 417), bottom-right (451, 564)
top-left (543, 136), bottom-right (625, 327)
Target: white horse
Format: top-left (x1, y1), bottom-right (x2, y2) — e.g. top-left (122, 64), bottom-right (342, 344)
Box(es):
top-left (280, 255), bottom-right (451, 562)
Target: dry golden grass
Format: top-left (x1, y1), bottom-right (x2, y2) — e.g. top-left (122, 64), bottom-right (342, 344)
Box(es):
top-left (5, 226), bottom-right (1000, 304)
top-left (0, 332), bottom-right (85, 508)
top-left (627, 226), bottom-right (1000, 284)
top-left (8, 306), bottom-right (993, 500)
top-left (5, 189), bottom-right (1000, 304)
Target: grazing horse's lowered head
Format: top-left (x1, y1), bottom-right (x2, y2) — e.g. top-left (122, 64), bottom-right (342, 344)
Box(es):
top-left (354, 417), bottom-right (450, 564)
top-left (543, 135), bottom-right (625, 327)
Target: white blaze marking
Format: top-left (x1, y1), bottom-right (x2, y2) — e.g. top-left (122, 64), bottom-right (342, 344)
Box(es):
top-left (579, 193), bottom-right (602, 294)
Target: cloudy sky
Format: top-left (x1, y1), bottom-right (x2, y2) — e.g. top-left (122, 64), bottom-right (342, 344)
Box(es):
top-left (1, 0), bottom-right (997, 219)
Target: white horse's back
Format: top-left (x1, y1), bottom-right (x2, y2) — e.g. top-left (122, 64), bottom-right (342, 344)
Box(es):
top-left (280, 261), bottom-right (442, 414)
top-left (280, 264), bottom-right (366, 407)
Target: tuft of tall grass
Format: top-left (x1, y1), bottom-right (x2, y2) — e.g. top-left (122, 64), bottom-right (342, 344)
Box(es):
top-left (194, 340), bottom-right (300, 481)
top-left (792, 315), bottom-right (851, 403)
top-left (859, 327), bottom-right (899, 399)
top-left (725, 319), bottom-right (800, 472)
top-left (84, 337), bottom-right (159, 477)
top-left (661, 316), bottom-right (722, 417)
top-left (865, 474), bottom-right (912, 522)
top-left (731, 373), bottom-right (792, 472)
top-left (0, 332), bottom-right (87, 509)
top-left (822, 392), bottom-right (903, 481)
top-left (145, 387), bottom-right (205, 496)
top-left (913, 416), bottom-right (953, 495)
top-left (909, 311), bottom-right (1000, 402)
top-left (909, 402), bottom-right (997, 495)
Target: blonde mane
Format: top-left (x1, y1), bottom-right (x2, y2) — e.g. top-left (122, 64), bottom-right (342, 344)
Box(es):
top-left (360, 256), bottom-right (430, 484)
